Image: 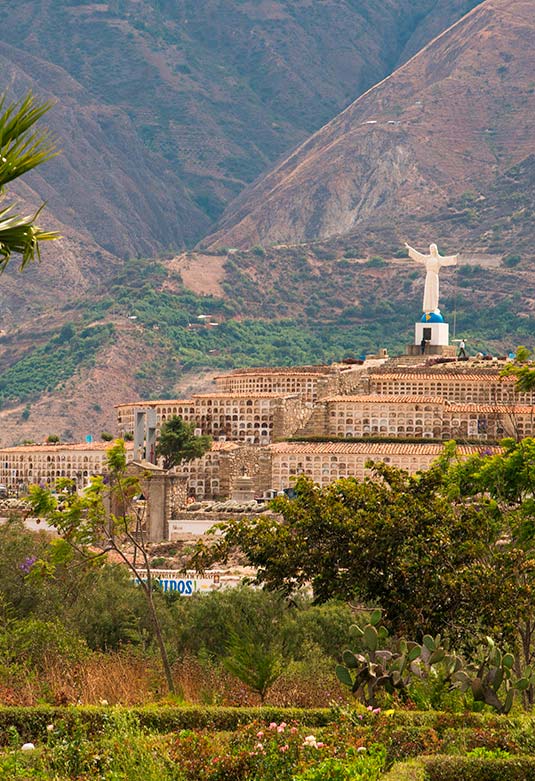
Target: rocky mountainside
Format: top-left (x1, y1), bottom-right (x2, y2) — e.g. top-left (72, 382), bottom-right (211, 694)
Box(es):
top-left (4, 0), bottom-right (535, 446)
top-left (0, 0), bottom-right (481, 257)
top-left (204, 0), bottom-right (534, 254)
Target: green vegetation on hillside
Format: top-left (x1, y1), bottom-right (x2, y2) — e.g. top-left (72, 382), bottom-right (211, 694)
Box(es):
top-left (0, 323), bottom-right (114, 406)
top-left (3, 242), bottom-right (534, 407)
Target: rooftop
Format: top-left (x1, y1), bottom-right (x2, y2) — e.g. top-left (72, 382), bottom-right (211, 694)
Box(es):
top-left (268, 442), bottom-right (500, 456)
top-left (192, 392), bottom-right (297, 400)
top-left (115, 399), bottom-right (194, 409)
top-left (324, 395), bottom-right (445, 405)
top-left (370, 372), bottom-right (515, 383)
top-left (0, 441), bottom-right (134, 454)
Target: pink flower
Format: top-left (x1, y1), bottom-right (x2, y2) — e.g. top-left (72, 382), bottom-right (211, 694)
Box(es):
top-left (290, 727), bottom-right (298, 734)
top-left (269, 722), bottom-right (277, 730)
top-left (280, 744), bottom-right (289, 752)
top-left (372, 707), bottom-right (381, 715)
top-left (256, 731), bottom-right (264, 738)
top-left (367, 705), bottom-right (373, 711)
top-left (277, 725), bottom-right (285, 733)
top-left (316, 742), bottom-right (325, 748)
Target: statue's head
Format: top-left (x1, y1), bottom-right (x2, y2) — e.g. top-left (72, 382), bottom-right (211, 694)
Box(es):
top-left (430, 243), bottom-right (439, 255)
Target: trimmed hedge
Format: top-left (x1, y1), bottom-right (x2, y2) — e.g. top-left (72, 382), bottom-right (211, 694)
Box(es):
top-left (423, 756), bottom-right (535, 780)
top-left (0, 706), bottom-right (332, 744)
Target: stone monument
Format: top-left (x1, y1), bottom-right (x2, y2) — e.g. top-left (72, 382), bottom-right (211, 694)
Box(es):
top-left (405, 242), bottom-right (458, 356)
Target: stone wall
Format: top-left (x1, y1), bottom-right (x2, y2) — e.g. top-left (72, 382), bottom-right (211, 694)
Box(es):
top-left (273, 397), bottom-right (314, 440)
top-left (178, 443), bottom-right (272, 501)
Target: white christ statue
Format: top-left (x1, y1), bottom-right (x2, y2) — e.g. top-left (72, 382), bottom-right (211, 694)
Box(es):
top-left (405, 242), bottom-right (458, 314)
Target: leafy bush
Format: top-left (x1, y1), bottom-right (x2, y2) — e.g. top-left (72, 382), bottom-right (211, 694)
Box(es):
top-left (0, 706), bottom-right (333, 744)
top-left (294, 745), bottom-right (386, 780)
top-left (423, 755), bottom-right (535, 780)
top-left (365, 257), bottom-right (386, 268)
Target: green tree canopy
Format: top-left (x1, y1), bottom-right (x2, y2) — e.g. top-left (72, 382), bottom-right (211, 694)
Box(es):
top-left (155, 415), bottom-right (211, 470)
top-left (190, 441), bottom-right (535, 679)
top-left (191, 459), bottom-right (501, 639)
top-left (0, 92), bottom-right (59, 269)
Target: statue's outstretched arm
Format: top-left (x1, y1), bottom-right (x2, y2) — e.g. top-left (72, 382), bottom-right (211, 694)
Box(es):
top-left (404, 242), bottom-right (427, 263)
top-left (439, 254), bottom-right (458, 267)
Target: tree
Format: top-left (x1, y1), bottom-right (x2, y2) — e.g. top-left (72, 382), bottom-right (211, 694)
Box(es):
top-left (190, 441), bottom-right (535, 707)
top-left (190, 460), bottom-right (499, 640)
top-left (0, 92), bottom-right (59, 269)
top-left (156, 415), bottom-right (211, 470)
top-left (223, 623), bottom-right (283, 703)
top-left (26, 439), bottom-right (176, 693)
top-left (442, 437), bottom-right (535, 704)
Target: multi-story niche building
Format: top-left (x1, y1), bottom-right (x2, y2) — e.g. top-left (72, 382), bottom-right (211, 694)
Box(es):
top-left (301, 395), bottom-right (534, 442)
top-left (0, 442), bottom-right (134, 491)
top-left (267, 441), bottom-right (500, 490)
top-left (365, 368), bottom-right (533, 404)
top-left (212, 358), bottom-right (387, 401)
top-left (116, 393), bottom-right (313, 444)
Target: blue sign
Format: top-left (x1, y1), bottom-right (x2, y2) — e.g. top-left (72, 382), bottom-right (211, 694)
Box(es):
top-left (135, 577), bottom-right (194, 595)
top-left (85, 435), bottom-right (93, 443)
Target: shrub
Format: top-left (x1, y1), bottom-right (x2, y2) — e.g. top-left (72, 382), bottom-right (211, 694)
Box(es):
top-left (365, 256), bottom-right (387, 268)
top-left (314, 248), bottom-right (337, 260)
top-left (423, 755), bottom-right (535, 780)
top-left (294, 745), bottom-right (386, 780)
top-left (0, 706), bottom-right (333, 744)
top-left (503, 254), bottom-right (521, 267)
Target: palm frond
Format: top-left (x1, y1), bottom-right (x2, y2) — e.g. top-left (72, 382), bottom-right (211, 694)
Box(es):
top-left (0, 128), bottom-right (57, 189)
top-left (0, 92), bottom-right (59, 269)
top-left (0, 202), bottom-right (60, 270)
top-left (0, 92), bottom-right (54, 146)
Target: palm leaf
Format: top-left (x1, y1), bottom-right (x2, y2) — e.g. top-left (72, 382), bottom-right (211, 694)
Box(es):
top-left (0, 92), bottom-right (59, 269)
top-left (0, 203), bottom-right (59, 270)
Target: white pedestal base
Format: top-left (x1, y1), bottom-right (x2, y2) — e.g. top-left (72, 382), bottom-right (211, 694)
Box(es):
top-left (415, 321), bottom-right (449, 347)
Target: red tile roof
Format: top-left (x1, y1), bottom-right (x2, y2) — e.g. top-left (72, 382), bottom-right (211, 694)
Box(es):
top-left (371, 372), bottom-right (515, 383)
top-left (324, 395), bottom-right (445, 404)
top-left (192, 392), bottom-right (296, 400)
top-left (216, 366), bottom-right (331, 378)
top-left (115, 399), bottom-right (194, 408)
top-left (0, 441), bottom-right (134, 454)
top-left (448, 404), bottom-right (535, 414)
top-left (268, 442), bottom-right (500, 456)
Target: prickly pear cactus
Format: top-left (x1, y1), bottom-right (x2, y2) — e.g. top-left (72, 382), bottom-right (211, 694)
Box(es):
top-left (336, 612), bottom-right (463, 706)
top-left (451, 637), bottom-right (535, 714)
top-left (335, 609), bottom-right (421, 705)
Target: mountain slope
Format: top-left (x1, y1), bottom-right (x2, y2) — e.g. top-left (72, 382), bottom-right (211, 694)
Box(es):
top-left (0, 0), bottom-right (482, 253)
top-left (0, 43), bottom-right (209, 259)
top-left (203, 0), bottom-right (534, 251)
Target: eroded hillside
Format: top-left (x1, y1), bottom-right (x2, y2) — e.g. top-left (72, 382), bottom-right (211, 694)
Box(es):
top-left (204, 0), bottom-right (534, 252)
